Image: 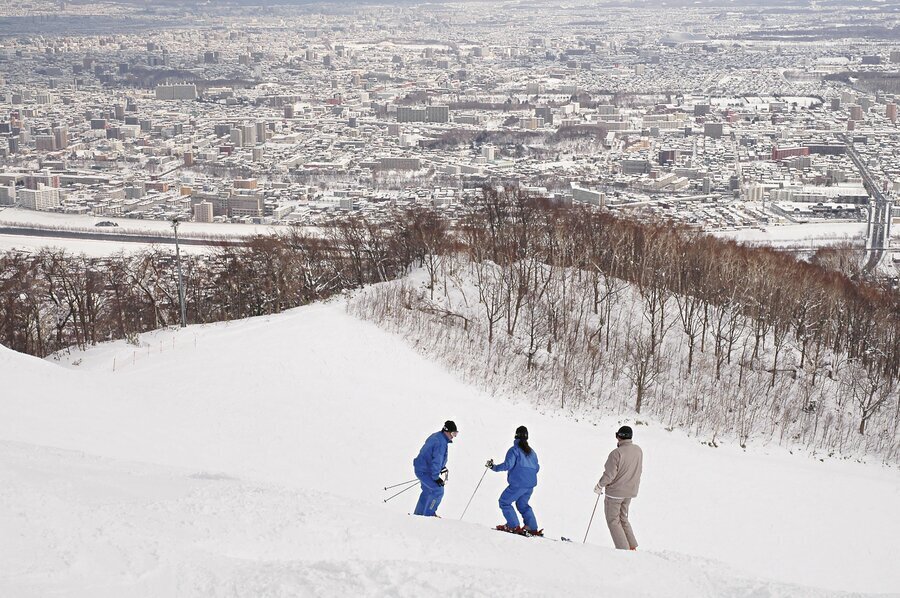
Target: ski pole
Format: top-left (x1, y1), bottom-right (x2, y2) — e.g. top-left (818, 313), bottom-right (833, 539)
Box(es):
top-left (583, 494), bottom-right (601, 544)
top-left (384, 477), bottom-right (419, 491)
top-left (383, 480), bottom-right (419, 503)
top-left (460, 465), bottom-right (489, 521)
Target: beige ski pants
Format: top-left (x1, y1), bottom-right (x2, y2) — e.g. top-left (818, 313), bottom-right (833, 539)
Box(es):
top-left (604, 496), bottom-right (637, 550)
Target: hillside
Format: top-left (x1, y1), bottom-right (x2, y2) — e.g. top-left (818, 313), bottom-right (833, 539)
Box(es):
top-left (1, 300), bottom-right (899, 596)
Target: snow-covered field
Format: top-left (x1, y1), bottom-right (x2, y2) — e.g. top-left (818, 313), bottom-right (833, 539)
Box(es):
top-left (0, 234), bottom-right (210, 256)
top-left (0, 207), bottom-right (285, 237)
top-left (0, 206), bottom-right (306, 257)
top-left (715, 222), bottom-right (869, 246)
top-left (1, 299), bottom-right (899, 596)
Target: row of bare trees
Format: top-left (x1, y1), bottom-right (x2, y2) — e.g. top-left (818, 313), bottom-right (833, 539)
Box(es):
top-left (0, 212), bottom-right (443, 358)
top-left (350, 188), bottom-right (900, 461)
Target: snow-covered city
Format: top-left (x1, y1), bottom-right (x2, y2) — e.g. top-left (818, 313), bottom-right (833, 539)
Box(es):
top-left (1, 0), bottom-right (899, 596)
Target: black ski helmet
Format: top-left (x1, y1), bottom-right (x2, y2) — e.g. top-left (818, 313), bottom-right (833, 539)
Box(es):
top-left (616, 425), bottom-right (633, 440)
top-left (443, 420), bottom-right (458, 433)
top-left (515, 425), bottom-right (529, 440)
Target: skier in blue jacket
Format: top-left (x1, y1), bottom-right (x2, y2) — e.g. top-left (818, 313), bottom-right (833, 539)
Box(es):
top-left (412, 420), bottom-right (457, 517)
top-left (487, 425), bottom-right (542, 536)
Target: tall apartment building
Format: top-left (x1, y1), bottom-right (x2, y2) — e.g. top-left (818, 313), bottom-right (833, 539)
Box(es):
top-left (425, 105), bottom-right (450, 123)
top-left (35, 134), bottom-right (55, 151)
top-left (397, 106), bottom-right (427, 123)
top-left (18, 184), bottom-right (61, 210)
top-left (571, 185), bottom-right (606, 207)
top-left (193, 200), bottom-right (214, 223)
top-left (240, 123), bottom-right (256, 147)
top-left (0, 183), bottom-right (15, 206)
top-left (54, 126), bottom-right (68, 149)
top-left (155, 84), bottom-right (198, 100)
top-left (397, 105), bottom-right (451, 123)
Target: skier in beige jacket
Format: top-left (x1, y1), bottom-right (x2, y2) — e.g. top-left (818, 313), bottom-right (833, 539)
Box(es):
top-left (594, 425), bottom-right (643, 550)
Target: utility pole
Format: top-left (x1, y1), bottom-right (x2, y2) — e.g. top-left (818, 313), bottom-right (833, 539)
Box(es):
top-left (172, 217), bottom-right (187, 328)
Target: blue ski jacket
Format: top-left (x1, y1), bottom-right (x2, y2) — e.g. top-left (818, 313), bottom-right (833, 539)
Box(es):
top-left (492, 440), bottom-right (539, 488)
top-left (413, 431), bottom-right (451, 480)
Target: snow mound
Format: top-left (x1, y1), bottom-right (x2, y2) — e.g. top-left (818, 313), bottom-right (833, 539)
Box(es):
top-left (1, 302), bottom-right (898, 596)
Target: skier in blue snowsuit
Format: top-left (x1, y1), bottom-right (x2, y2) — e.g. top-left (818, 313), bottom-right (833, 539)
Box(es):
top-left (487, 425), bottom-right (541, 535)
top-left (412, 420), bottom-right (457, 516)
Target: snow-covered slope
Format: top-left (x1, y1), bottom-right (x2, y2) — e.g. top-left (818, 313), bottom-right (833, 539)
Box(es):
top-left (1, 301), bottom-right (898, 597)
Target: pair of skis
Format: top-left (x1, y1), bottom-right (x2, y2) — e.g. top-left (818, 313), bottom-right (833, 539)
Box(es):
top-left (495, 527), bottom-right (572, 542)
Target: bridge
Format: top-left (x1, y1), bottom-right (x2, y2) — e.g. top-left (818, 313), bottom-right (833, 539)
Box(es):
top-left (838, 134), bottom-right (893, 272)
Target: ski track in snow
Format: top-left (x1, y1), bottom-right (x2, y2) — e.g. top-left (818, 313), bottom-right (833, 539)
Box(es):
top-left (1, 300), bottom-right (899, 597)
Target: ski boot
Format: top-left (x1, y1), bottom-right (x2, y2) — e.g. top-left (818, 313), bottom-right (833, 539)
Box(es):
top-left (496, 524), bottom-right (526, 534)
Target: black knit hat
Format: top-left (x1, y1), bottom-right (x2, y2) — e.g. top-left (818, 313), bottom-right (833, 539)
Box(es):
top-left (443, 420), bottom-right (458, 433)
top-left (515, 425), bottom-right (528, 440)
top-left (616, 425), bottom-right (633, 440)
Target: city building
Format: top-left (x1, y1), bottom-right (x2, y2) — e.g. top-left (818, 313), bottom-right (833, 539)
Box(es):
top-left (155, 84), bottom-right (198, 100)
top-left (18, 184), bottom-right (61, 211)
top-left (193, 200), bottom-right (214, 223)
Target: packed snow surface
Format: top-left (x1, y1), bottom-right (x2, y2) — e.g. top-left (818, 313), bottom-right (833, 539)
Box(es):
top-left (1, 299), bottom-right (899, 597)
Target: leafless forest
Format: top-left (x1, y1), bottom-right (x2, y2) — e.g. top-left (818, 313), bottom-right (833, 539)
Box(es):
top-left (0, 213), bottom-right (432, 356)
top-left (350, 190), bottom-right (900, 462)
top-left (2, 191), bottom-right (899, 460)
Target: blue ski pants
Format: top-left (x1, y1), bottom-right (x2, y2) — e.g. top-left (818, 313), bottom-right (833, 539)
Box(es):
top-left (413, 475), bottom-right (444, 516)
top-left (499, 486), bottom-right (537, 530)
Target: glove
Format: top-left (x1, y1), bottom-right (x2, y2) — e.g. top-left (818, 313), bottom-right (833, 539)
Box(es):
top-left (435, 478), bottom-right (445, 487)
top-left (594, 481), bottom-right (604, 496)
top-left (485, 459), bottom-right (494, 469)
